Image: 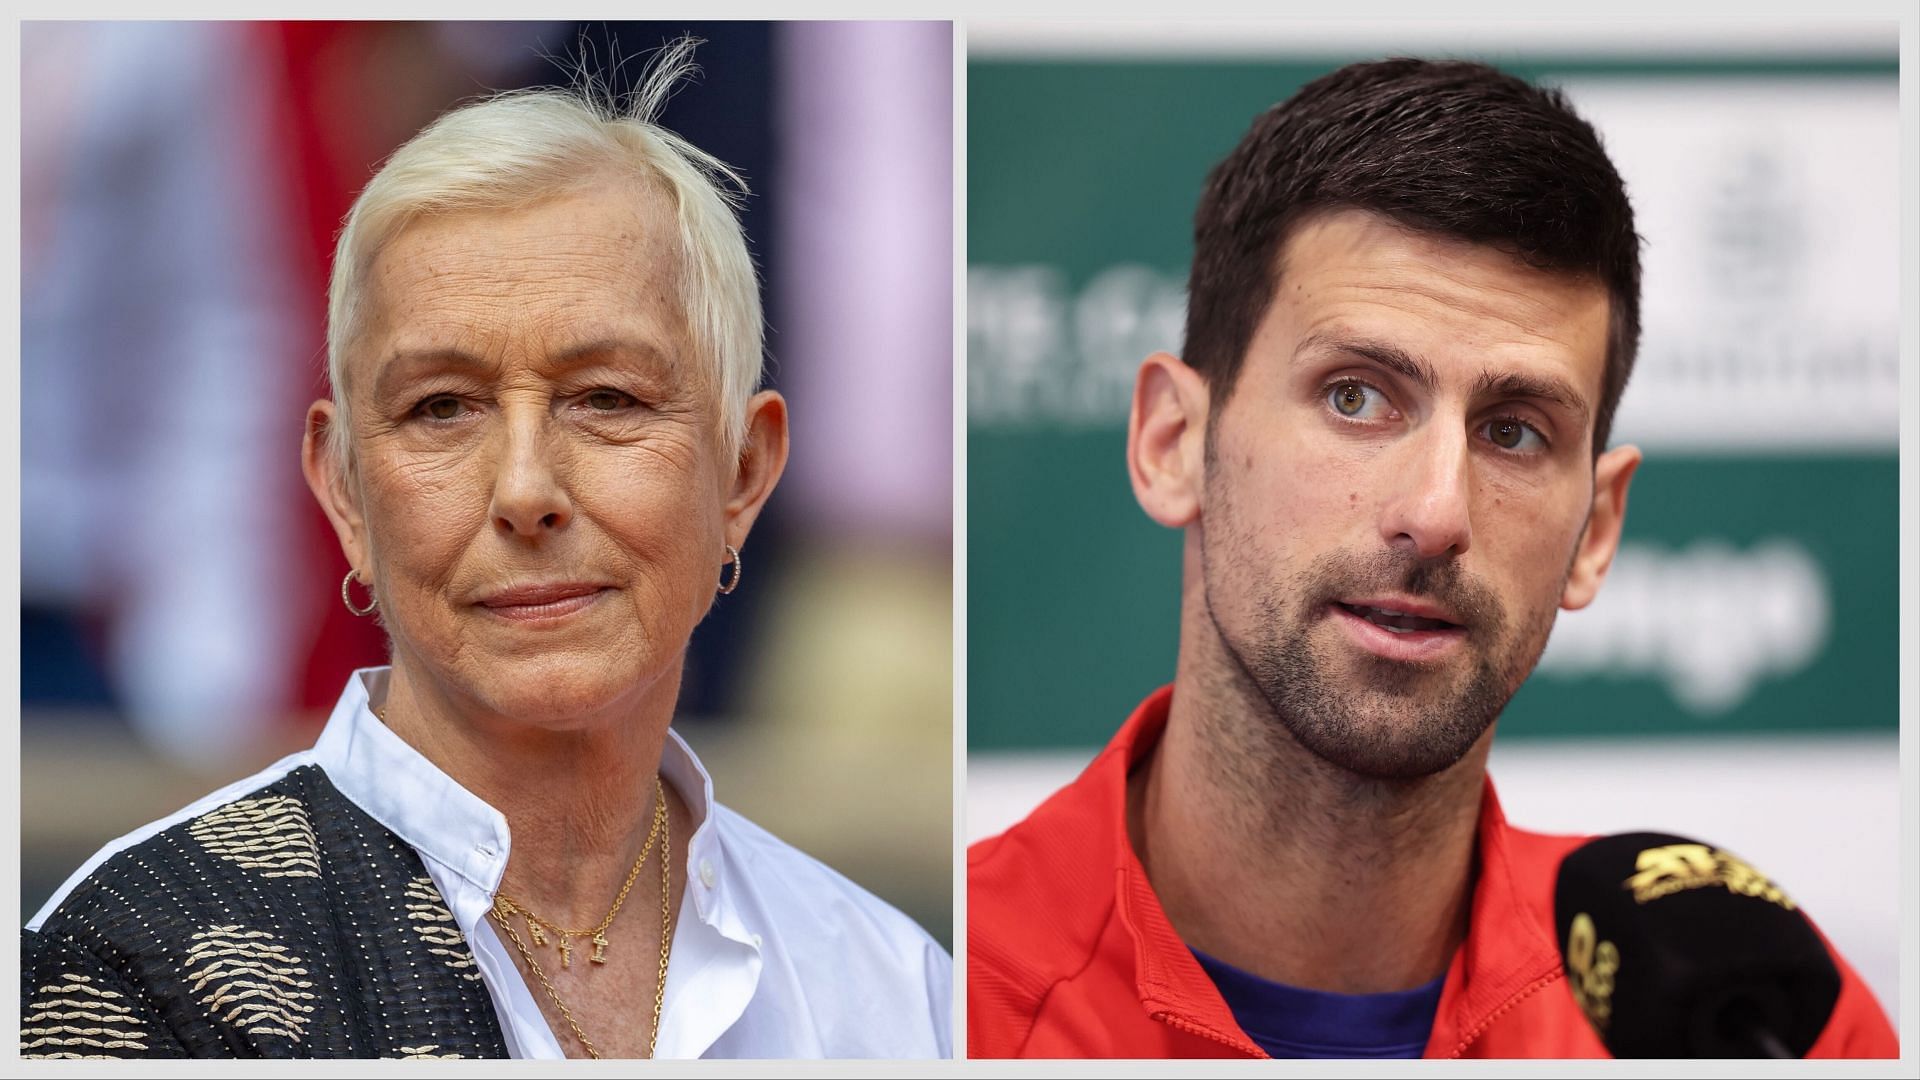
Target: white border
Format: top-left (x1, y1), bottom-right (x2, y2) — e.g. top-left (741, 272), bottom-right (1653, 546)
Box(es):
top-left (950, 15), bottom-right (972, 1063)
top-left (1895, 4), bottom-right (1919, 1071)
top-left (4, 7), bottom-right (24, 1073)
top-left (2, 1), bottom-right (1917, 1076)
top-left (968, 16), bottom-right (1898, 57)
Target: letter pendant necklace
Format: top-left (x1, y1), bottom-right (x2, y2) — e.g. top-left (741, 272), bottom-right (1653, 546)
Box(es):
top-left (489, 778), bottom-right (673, 1058)
top-left (375, 705), bottom-right (675, 1056)
top-left (491, 780), bottom-right (667, 968)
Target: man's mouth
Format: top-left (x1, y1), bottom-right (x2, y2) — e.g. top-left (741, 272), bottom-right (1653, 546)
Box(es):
top-left (1333, 602), bottom-right (1463, 635)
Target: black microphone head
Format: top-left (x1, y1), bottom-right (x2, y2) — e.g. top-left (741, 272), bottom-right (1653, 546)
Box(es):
top-left (1553, 831), bottom-right (1840, 1058)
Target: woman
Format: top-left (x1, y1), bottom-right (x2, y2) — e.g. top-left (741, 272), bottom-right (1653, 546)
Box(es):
top-left (21, 43), bottom-right (951, 1059)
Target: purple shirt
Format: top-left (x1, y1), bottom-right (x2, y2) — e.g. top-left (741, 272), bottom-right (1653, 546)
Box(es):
top-left (1191, 947), bottom-right (1445, 1059)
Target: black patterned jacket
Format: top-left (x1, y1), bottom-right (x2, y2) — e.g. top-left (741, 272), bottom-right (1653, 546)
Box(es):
top-left (22, 765), bottom-right (510, 1058)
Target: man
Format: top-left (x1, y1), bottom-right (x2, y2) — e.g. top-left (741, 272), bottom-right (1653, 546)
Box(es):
top-left (967, 58), bottom-right (1895, 1059)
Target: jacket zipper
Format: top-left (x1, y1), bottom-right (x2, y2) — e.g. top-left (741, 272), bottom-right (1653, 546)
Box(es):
top-left (1445, 969), bottom-right (1567, 1058)
top-left (1152, 1010), bottom-right (1263, 1058)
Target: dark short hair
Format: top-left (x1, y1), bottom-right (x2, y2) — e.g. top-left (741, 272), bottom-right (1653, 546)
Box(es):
top-left (1185, 58), bottom-right (1641, 452)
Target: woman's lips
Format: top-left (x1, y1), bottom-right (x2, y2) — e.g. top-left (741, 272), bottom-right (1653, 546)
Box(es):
top-left (476, 584), bottom-right (610, 622)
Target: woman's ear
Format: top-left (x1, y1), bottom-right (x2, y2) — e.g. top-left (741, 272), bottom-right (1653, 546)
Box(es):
top-left (722, 389), bottom-right (790, 548)
top-left (302, 400), bottom-right (369, 574)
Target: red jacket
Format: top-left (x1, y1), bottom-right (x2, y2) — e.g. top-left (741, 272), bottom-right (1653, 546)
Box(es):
top-left (968, 686), bottom-right (1897, 1059)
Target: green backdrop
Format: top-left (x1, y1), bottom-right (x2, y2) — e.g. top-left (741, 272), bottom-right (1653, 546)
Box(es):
top-left (968, 54), bottom-right (1900, 750)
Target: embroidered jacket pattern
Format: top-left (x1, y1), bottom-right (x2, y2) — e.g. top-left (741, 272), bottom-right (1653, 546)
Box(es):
top-left (22, 765), bottom-right (508, 1059)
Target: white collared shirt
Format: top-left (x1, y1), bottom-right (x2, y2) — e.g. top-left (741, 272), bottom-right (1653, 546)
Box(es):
top-left (31, 668), bottom-right (952, 1059)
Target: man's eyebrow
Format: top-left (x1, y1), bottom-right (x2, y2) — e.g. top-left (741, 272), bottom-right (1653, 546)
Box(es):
top-left (1470, 369), bottom-right (1591, 424)
top-left (1301, 332), bottom-right (1594, 425)
top-left (1298, 332), bottom-right (1438, 392)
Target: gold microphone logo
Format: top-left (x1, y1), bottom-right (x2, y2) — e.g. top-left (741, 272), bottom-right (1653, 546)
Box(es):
top-left (1623, 843), bottom-right (1795, 909)
top-left (1566, 912), bottom-right (1621, 1029)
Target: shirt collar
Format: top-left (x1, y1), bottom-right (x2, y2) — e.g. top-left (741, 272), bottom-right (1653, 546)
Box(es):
top-left (312, 668), bottom-right (765, 1059)
top-left (311, 667), bottom-right (512, 895)
top-left (1098, 684), bottom-right (1562, 1058)
top-left (1104, 686), bottom-right (1265, 1055)
top-left (661, 721), bottom-right (755, 946)
top-left (311, 667), bottom-right (749, 939)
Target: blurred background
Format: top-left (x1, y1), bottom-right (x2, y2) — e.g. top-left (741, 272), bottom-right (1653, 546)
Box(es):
top-left (19, 20), bottom-right (953, 949)
top-left (966, 19), bottom-right (1900, 1015)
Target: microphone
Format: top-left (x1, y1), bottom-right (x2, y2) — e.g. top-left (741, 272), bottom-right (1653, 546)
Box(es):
top-left (1553, 832), bottom-right (1839, 1058)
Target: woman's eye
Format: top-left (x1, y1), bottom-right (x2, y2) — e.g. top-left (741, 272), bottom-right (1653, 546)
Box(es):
top-left (584, 389), bottom-right (632, 411)
top-left (1485, 417), bottom-right (1546, 453)
top-left (421, 396), bottom-right (463, 421)
top-left (1327, 380), bottom-right (1386, 419)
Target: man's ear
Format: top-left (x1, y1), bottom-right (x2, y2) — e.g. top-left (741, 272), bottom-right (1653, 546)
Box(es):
top-left (722, 389), bottom-right (790, 548)
top-left (1562, 443), bottom-right (1642, 610)
top-left (1127, 352), bottom-right (1212, 529)
top-left (302, 401), bottom-right (369, 575)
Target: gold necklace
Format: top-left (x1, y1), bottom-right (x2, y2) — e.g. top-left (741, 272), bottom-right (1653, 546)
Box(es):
top-left (375, 705), bottom-right (676, 1058)
top-left (492, 785), bottom-right (666, 967)
top-left (489, 794), bottom-right (673, 1058)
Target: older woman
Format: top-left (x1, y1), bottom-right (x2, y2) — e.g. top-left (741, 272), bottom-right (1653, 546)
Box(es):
top-left (22, 45), bottom-right (950, 1060)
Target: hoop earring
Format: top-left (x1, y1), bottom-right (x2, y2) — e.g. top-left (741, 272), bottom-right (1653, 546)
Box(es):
top-left (719, 544), bottom-right (743, 596)
top-left (341, 569), bottom-right (379, 617)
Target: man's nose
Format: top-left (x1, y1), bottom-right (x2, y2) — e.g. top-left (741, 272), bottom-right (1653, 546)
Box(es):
top-left (1378, 424), bottom-right (1473, 560)
top-left (488, 410), bottom-right (573, 537)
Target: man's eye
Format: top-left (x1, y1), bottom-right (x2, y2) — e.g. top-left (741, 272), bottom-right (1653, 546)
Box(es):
top-left (421, 396), bottom-right (463, 420)
top-left (1485, 417), bottom-right (1547, 453)
top-left (1327, 380), bottom-right (1386, 419)
top-left (584, 389), bottom-right (632, 411)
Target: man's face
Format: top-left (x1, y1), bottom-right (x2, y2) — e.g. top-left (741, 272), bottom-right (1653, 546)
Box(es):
top-left (1199, 209), bottom-right (1619, 779)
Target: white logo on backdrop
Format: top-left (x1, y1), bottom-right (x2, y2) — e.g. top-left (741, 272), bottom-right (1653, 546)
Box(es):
top-left (1560, 78), bottom-right (1899, 452)
top-left (968, 263), bottom-right (1185, 426)
top-left (1538, 539), bottom-right (1830, 714)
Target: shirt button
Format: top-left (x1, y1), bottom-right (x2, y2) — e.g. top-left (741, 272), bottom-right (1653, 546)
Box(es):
top-left (699, 859), bottom-right (716, 889)
top-left (751, 933), bottom-right (763, 948)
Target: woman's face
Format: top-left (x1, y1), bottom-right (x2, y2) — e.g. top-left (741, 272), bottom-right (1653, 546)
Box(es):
top-left (314, 178), bottom-right (769, 727)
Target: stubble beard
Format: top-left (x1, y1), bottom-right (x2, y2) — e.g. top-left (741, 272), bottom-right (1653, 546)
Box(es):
top-left (1199, 477), bottom-right (1567, 785)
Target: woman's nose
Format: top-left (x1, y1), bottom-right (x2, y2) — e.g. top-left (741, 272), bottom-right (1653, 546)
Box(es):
top-left (487, 414), bottom-right (573, 537)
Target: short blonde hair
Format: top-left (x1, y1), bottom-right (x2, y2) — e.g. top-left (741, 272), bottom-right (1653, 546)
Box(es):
top-left (325, 39), bottom-right (761, 462)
